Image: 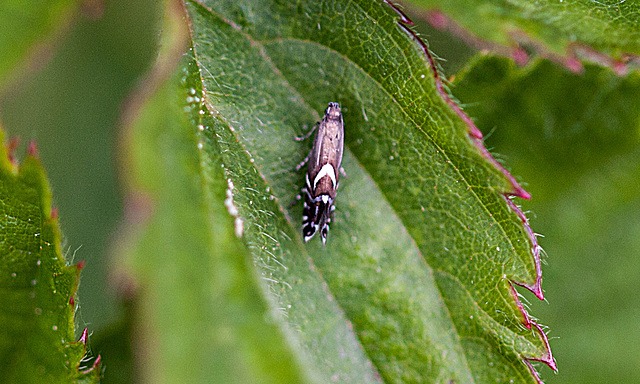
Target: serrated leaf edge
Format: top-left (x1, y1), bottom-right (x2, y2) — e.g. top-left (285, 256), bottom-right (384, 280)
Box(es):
top-left (383, 0), bottom-right (556, 378)
top-left (412, 7), bottom-right (640, 76)
top-left (0, 133), bottom-right (101, 382)
top-left (185, 0), bottom-right (557, 380)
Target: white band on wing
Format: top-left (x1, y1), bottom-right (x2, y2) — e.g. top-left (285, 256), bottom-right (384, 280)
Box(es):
top-left (313, 163), bottom-right (337, 190)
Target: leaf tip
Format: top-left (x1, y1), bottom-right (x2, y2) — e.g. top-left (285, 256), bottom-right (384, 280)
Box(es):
top-left (508, 284), bottom-right (557, 376)
top-left (76, 259), bottom-right (87, 271)
top-left (425, 9), bottom-right (447, 30)
top-left (27, 140), bottom-right (39, 158)
top-left (525, 322), bottom-right (558, 373)
top-left (382, 0), bottom-right (414, 26)
top-left (511, 47), bottom-right (530, 67)
top-left (7, 136), bottom-right (20, 167)
top-left (564, 57), bottom-right (584, 74)
top-left (509, 187), bottom-right (532, 201)
top-left (80, 354), bottom-right (102, 374)
top-left (79, 327), bottom-right (89, 345)
top-left (613, 62), bottom-right (629, 77)
top-left (503, 195), bottom-right (544, 299)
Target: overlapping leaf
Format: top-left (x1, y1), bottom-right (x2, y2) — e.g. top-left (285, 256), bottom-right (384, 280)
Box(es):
top-left (0, 131), bottom-right (98, 383)
top-left (453, 55), bottom-right (640, 200)
top-left (402, 0), bottom-right (640, 61)
top-left (184, 0), bottom-right (554, 382)
top-left (0, 0), bottom-right (81, 90)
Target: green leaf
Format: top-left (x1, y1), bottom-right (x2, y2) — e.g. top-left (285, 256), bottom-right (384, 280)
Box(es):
top-left (0, 132), bottom-right (98, 382)
top-left (402, 0), bottom-right (640, 63)
top-left (183, 0), bottom-right (554, 382)
top-left (117, 3), bottom-right (371, 382)
top-left (0, 0), bottom-right (81, 90)
top-left (120, 58), bottom-right (311, 384)
top-left (452, 54), bottom-right (640, 384)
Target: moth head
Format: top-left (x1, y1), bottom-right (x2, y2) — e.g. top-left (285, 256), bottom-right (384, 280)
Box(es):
top-left (325, 102), bottom-right (341, 120)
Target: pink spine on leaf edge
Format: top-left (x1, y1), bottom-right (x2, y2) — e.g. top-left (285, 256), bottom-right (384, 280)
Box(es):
top-left (382, 0), bottom-right (555, 375)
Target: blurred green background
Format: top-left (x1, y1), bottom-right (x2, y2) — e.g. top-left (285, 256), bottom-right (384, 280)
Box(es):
top-left (2, 1), bottom-right (639, 383)
top-left (1, 0), bottom-right (160, 334)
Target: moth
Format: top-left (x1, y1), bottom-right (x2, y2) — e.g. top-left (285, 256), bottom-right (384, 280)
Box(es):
top-left (299, 102), bottom-right (344, 245)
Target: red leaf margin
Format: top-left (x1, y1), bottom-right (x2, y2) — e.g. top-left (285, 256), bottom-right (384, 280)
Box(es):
top-left (382, 0), bottom-right (557, 380)
top-left (1, 136), bottom-right (102, 382)
top-left (418, 7), bottom-right (639, 76)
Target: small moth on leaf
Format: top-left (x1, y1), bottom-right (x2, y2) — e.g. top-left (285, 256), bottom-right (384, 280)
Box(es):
top-left (299, 102), bottom-right (344, 245)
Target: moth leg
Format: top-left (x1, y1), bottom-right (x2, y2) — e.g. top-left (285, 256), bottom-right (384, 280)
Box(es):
top-left (339, 167), bottom-right (347, 177)
top-left (288, 195), bottom-right (301, 209)
top-left (294, 122), bottom-right (319, 141)
top-left (328, 203), bottom-right (336, 223)
top-left (295, 154), bottom-right (310, 171)
top-left (287, 187), bottom-right (305, 209)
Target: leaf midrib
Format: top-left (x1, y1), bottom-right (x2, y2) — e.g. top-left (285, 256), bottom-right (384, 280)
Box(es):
top-left (193, 1), bottom-right (537, 381)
